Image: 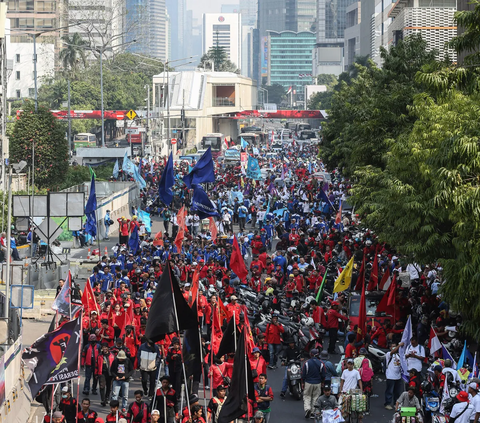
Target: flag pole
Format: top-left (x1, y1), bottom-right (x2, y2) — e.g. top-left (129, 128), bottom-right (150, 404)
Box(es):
top-left (243, 330), bottom-right (250, 423)
top-left (168, 264), bottom-right (192, 417)
top-left (75, 312), bottom-right (83, 423)
top-left (150, 360), bottom-right (163, 412)
top-left (233, 311), bottom-right (237, 350)
top-left (50, 383), bottom-right (59, 422)
top-left (68, 270), bottom-right (72, 321)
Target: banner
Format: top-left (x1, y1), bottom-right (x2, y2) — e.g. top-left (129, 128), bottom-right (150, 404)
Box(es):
top-left (246, 155), bottom-right (262, 180)
top-left (138, 209), bottom-right (151, 233)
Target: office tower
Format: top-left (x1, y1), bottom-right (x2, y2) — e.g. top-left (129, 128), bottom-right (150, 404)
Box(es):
top-left (203, 13), bottom-right (242, 69)
top-left (239, 0), bottom-right (257, 26)
top-left (388, 0), bottom-right (456, 61)
top-left (126, 0), bottom-right (167, 60)
top-left (313, 0), bottom-right (354, 76)
top-left (166, 0), bottom-right (186, 61)
top-left (256, 0), bottom-right (316, 84)
top-left (344, 1), bottom-right (361, 69)
top-left (267, 30), bottom-right (316, 101)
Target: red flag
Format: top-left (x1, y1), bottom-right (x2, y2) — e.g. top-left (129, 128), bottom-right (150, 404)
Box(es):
top-left (153, 231), bottom-right (164, 247)
top-left (224, 137), bottom-right (229, 148)
top-left (208, 217), bottom-right (218, 244)
top-left (230, 236), bottom-right (248, 281)
top-left (357, 278), bottom-right (366, 342)
top-left (188, 269), bottom-right (200, 307)
top-left (243, 313), bottom-right (255, 356)
top-left (117, 311), bottom-right (131, 339)
top-left (367, 253), bottom-right (379, 291)
top-left (387, 275), bottom-right (396, 307)
top-left (81, 278), bottom-right (98, 315)
top-left (376, 274), bottom-right (396, 314)
top-left (379, 266), bottom-right (391, 290)
top-left (177, 206), bottom-right (188, 232)
top-left (218, 297), bottom-right (229, 322)
top-left (354, 255), bottom-right (365, 291)
top-left (175, 226), bottom-right (184, 253)
top-left (211, 305), bottom-right (223, 355)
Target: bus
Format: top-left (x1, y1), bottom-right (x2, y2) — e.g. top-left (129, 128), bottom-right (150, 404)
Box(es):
top-left (295, 122), bottom-right (311, 135)
top-left (237, 132), bottom-right (260, 147)
top-left (74, 133), bottom-right (97, 149)
top-left (200, 133), bottom-right (224, 159)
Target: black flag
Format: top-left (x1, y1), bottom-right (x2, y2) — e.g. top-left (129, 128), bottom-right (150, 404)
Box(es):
top-left (22, 315), bottom-right (81, 398)
top-left (145, 263), bottom-right (198, 343)
top-left (182, 301), bottom-right (201, 379)
top-left (217, 329), bottom-right (255, 423)
top-left (215, 317), bottom-right (239, 359)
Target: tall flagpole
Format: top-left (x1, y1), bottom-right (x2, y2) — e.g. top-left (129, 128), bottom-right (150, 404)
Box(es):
top-left (75, 312), bottom-right (83, 423)
top-left (244, 330), bottom-right (250, 423)
top-left (168, 263), bottom-right (192, 417)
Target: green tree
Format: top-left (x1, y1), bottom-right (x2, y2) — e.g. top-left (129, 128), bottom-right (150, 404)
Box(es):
top-left (262, 84), bottom-right (286, 104)
top-left (198, 33), bottom-right (239, 73)
top-left (320, 35), bottom-right (438, 175)
top-left (10, 102), bottom-right (69, 189)
top-left (59, 33), bottom-right (88, 77)
top-left (316, 74), bottom-right (337, 89)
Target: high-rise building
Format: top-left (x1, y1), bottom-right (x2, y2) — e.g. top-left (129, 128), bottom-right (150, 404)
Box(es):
top-left (166, 0), bottom-right (186, 61)
top-left (387, 0), bottom-right (456, 61)
top-left (203, 13), bottom-right (242, 69)
top-left (125, 0), bottom-right (167, 60)
top-left (358, 0), bottom-right (391, 66)
top-left (221, 4), bottom-right (240, 13)
top-left (184, 10), bottom-right (202, 68)
top-left (267, 30), bottom-right (316, 102)
top-left (239, 0), bottom-right (257, 26)
top-left (313, 0), bottom-right (354, 76)
top-left (256, 0), bottom-right (316, 84)
top-left (344, 1), bottom-right (361, 69)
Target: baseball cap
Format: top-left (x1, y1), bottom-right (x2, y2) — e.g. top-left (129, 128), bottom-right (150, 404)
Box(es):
top-left (151, 410), bottom-right (160, 415)
top-left (230, 295), bottom-right (237, 300)
top-left (347, 358), bottom-right (354, 364)
top-left (61, 386), bottom-right (69, 393)
top-left (52, 412), bottom-right (64, 419)
top-left (469, 382), bottom-right (478, 391)
top-left (254, 411), bottom-right (264, 419)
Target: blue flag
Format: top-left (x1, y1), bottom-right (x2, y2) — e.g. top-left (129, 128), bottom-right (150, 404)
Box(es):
top-left (458, 341), bottom-right (467, 369)
top-left (84, 174), bottom-right (97, 238)
top-left (128, 224), bottom-right (140, 254)
top-left (133, 164), bottom-right (146, 189)
top-left (138, 209), bottom-right (151, 233)
top-left (192, 185), bottom-right (219, 219)
top-left (113, 158), bottom-right (119, 179)
top-left (122, 151), bottom-right (136, 175)
top-left (246, 155), bottom-right (262, 180)
top-left (442, 344), bottom-right (457, 369)
top-left (183, 146), bottom-right (215, 188)
top-left (241, 137), bottom-right (249, 149)
top-left (158, 153), bottom-right (175, 205)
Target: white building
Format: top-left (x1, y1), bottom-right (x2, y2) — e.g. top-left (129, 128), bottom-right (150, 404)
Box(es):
top-left (152, 70), bottom-right (257, 154)
top-left (388, 0), bottom-right (456, 61)
top-left (203, 13), bottom-right (242, 70)
top-left (5, 19), bottom-right (54, 99)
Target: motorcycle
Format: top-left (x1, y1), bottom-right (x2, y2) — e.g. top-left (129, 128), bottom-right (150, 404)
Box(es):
top-left (421, 381), bottom-right (450, 423)
top-left (284, 358), bottom-right (303, 400)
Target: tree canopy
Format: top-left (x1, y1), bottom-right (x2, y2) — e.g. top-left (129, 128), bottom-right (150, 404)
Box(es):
top-left (321, 27), bottom-right (480, 338)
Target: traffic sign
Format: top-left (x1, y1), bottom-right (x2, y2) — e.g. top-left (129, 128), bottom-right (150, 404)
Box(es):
top-left (126, 109), bottom-right (137, 120)
top-left (125, 128), bottom-right (139, 135)
top-left (171, 138), bottom-right (177, 145)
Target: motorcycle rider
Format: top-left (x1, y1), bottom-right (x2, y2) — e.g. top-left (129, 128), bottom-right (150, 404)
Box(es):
top-left (279, 337), bottom-right (301, 398)
top-left (442, 359), bottom-right (461, 389)
top-left (394, 386), bottom-right (423, 423)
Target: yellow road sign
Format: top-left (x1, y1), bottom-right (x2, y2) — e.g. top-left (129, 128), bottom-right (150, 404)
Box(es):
top-left (126, 109), bottom-right (137, 120)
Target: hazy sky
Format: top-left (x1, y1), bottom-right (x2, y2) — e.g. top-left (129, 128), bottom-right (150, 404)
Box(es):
top-left (187, 0), bottom-right (239, 19)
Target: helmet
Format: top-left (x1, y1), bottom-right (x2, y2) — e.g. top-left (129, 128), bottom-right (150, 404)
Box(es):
top-left (421, 380), bottom-right (433, 393)
top-left (445, 359), bottom-right (453, 368)
top-left (305, 296), bottom-right (315, 304)
top-left (301, 317), bottom-right (314, 327)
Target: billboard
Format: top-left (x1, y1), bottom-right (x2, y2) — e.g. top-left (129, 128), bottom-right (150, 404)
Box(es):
top-left (261, 36), bottom-right (268, 77)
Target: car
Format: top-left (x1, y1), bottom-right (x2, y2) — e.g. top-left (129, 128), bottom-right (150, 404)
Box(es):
top-left (196, 149), bottom-right (208, 156)
top-left (312, 171), bottom-right (332, 184)
top-left (348, 292), bottom-right (392, 328)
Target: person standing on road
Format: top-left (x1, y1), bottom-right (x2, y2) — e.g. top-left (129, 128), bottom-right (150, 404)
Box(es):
top-left (340, 358), bottom-right (362, 394)
top-left (138, 338), bottom-right (161, 399)
top-left (111, 350), bottom-right (133, 413)
top-left (384, 342), bottom-right (404, 410)
top-left (154, 375), bottom-right (177, 423)
top-left (127, 390), bottom-right (150, 423)
top-left (207, 385), bottom-right (227, 423)
top-left (58, 386), bottom-right (77, 423)
top-left (255, 373), bottom-right (274, 423)
top-left (81, 334), bottom-right (100, 395)
top-left (301, 349), bottom-right (326, 419)
top-left (468, 382), bottom-right (480, 423)
top-left (104, 210), bottom-right (112, 240)
top-left (266, 314), bottom-right (285, 369)
top-left (117, 217), bottom-right (130, 245)
top-left (448, 391), bottom-right (472, 423)
top-left (405, 336), bottom-right (425, 373)
top-left (238, 203), bottom-right (248, 232)
top-left (96, 343), bottom-right (115, 407)
top-left (326, 301), bottom-right (348, 354)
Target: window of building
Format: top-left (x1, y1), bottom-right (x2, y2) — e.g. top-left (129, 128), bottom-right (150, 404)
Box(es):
top-left (15, 54), bottom-right (20, 63)
top-left (16, 90), bottom-right (21, 98)
top-left (15, 71), bottom-right (20, 80)
top-left (28, 88), bottom-right (35, 97)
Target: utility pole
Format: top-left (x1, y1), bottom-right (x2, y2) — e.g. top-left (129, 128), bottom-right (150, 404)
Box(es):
top-left (145, 84), bottom-right (150, 156)
top-left (68, 80), bottom-right (71, 150)
top-left (5, 165), bottom-right (11, 322)
top-left (100, 47), bottom-right (105, 147)
top-left (33, 34), bottom-right (38, 112)
top-left (181, 89), bottom-right (185, 150)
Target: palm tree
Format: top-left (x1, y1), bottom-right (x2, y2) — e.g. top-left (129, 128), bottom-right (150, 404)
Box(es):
top-left (60, 33), bottom-right (88, 77)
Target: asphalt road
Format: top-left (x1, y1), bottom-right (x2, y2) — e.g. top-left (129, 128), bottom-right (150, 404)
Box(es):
top-left (32, 216), bottom-right (396, 422)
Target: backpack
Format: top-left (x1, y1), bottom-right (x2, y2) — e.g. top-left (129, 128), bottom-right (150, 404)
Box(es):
top-left (359, 359), bottom-right (374, 382)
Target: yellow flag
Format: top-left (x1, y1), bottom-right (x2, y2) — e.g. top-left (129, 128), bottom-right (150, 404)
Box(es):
top-left (333, 256), bottom-right (354, 293)
top-left (241, 176), bottom-right (245, 188)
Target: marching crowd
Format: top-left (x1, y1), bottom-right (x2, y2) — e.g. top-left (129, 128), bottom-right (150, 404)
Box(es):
top-left (37, 138), bottom-right (479, 423)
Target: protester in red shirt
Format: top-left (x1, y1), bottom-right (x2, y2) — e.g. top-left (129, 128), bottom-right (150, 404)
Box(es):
top-left (265, 314), bottom-right (285, 369)
top-left (226, 296), bottom-right (243, 325)
top-left (98, 319), bottom-right (114, 347)
top-left (117, 217), bottom-right (130, 245)
top-left (326, 302), bottom-right (348, 354)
